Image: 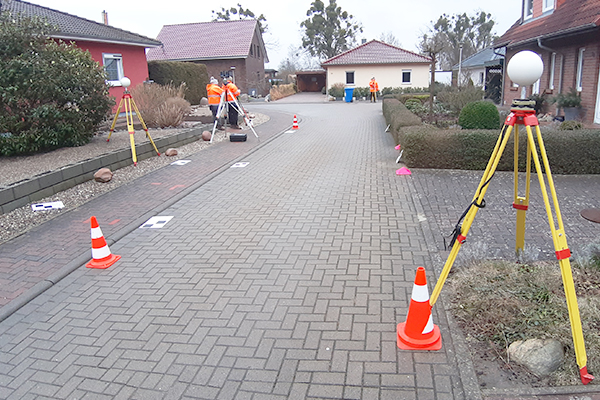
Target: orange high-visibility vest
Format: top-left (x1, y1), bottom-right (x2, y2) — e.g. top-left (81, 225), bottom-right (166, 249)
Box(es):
top-left (369, 80), bottom-right (379, 92)
top-left (207, 84), bottom-right (223, 105)
top-left (224, 82), bottom-right (241, 102)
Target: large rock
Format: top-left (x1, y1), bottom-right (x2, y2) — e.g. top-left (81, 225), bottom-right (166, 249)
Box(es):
top-left (508, 338), bottom-right (564, 377)
top-left (201, 131), bottom-right (212, 141)
top-left (165, 148), bottom-right (178, 156)
top-left (200, 97), bottom-right (208, 106)
top-left (94, 168), bottom-right (113, 183)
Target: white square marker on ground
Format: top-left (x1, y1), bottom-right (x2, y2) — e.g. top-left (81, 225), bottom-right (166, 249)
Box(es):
top-left (231, 162), bottom-right (249, 168)
top-left (285, 130), bottom-right (295, 133)
top-left (171, 160), bottom-right (191, 166)
top-left (140, 216), bottom-right (173, 229)
top-left (31, 201), bottom-right (64, 211)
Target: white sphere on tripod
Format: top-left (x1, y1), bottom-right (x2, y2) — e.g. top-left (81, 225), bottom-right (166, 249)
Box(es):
top-left (507, 51), bottom-right (544, 87)
top-left (119, 77), bottom-right (131, 88)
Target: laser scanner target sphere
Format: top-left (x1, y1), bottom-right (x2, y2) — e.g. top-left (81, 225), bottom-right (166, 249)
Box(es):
top-left (507, 51), bottom-right (544, 87)
top-left (119, 77), bottom-right (131, 88)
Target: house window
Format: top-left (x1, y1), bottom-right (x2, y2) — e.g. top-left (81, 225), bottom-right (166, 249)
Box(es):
top-left (250, 45), bottom-right (254, 56)
top-left (479, 72), bottom-right (484, 85)
top-left (524, 0), bottom-right (533, 19)
top-left (548, 52), bottom-right (556, 90)
top-left (257, 46), bottom-right (260, 59)
top-left (402, 70), bottom-right (411, 84)
top-left (543, 0), bottom-right (554, 12)
top-left (346, 71), bottom-right (355, 85)
top-left (576, 48), bottom-right (585, 91)
top-left (103, 53), bottom-right (124, 85)
top-left (533, 78), bottom-right (540, 95)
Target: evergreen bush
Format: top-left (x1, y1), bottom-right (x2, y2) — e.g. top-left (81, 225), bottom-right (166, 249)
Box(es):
top-left (458, 101), bottom-right (500, 130)
top-left (0, 11), bottom-right (113, 156)
top-left (148, 61), bottom-right (208, 105)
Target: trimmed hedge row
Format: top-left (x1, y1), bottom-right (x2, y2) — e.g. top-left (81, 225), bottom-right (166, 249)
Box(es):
top-left (383, 98), bottom-right (600, 174)
top-left (148, 61), bottom-right (208, 105)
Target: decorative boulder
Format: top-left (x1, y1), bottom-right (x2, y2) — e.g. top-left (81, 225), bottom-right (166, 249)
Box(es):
top-left (508, 339), bottom-right (564, 377)
top-left (165, 148), bottom-right (178, 156)
top-left (201, 131), bottom-right (212, 141)
top-left (94, 168), bottom-right (113, 183)
top-left (200, 97), bottom-right (209, 106)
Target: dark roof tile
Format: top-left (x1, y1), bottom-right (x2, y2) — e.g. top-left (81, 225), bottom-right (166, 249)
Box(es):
top-left (321, 40), bottom-right (431, 66)
top-left (4, 0), bottom-right (160, 47)
top-left (496, 0), bottom-right (600, 47)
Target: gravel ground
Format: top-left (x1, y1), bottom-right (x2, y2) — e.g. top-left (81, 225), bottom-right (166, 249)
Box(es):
top-left (0, 106), bottom-right (269, 244)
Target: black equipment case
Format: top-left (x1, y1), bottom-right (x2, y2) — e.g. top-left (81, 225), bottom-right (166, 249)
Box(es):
top-left (229, 133), bottom-right (247, 142)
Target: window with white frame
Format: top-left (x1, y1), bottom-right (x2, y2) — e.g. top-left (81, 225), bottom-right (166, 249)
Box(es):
top-left (479, 72), bottom-right (484, 85)
top-left (346, 71), bottom-right (355, 85)
top-left (576, 48), bottom-right (585, 91)
top-left (103, 53), bottom-right (124, 85)
top-left (524, 0), bottom-right (533, 19)
top-left (533, 78), bottom-right (540, 95)
top-left (548, 52), bottom-right (555, 90)
top-left (402, 70), bottom-right (411, 84)
top-left (543, 0), bottom-right (554, 12)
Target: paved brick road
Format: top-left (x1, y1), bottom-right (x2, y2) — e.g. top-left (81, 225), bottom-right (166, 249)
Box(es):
top-left (0, 101), bottom-right (473, 399)
top-left (1, 96), bottom-right (599, 399)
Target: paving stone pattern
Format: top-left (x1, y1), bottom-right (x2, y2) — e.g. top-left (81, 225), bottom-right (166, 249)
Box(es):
top-left (0, 102), bottom-right (469, 399)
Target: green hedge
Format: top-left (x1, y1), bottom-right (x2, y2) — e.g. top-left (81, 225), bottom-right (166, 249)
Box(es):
top-left (148, 61), bottom-right (208, 105)
top-left (384, 96), bottom-right (600, 174)
top-left (382, 98), bottom-right (421, 144)
top-left (399, 126), bottom-right (600, 174)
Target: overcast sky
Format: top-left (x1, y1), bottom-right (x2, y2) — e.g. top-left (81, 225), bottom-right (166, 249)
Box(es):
top-left (26, 0), bottom-right (522, 68)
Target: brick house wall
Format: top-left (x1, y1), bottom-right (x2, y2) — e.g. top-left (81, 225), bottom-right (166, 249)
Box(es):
top-left (503, 31), bottom-right (600, 124)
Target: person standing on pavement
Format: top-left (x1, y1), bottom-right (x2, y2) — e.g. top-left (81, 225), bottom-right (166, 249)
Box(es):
top-left (206, 77), bottom-right (224, 130)
top-left (369, 77), bottom-right (379, 102)
top-left (223, 78), bottom-right (241, 129)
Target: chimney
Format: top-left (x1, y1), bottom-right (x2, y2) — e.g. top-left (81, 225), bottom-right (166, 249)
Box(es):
top-left (102, 10), bottom-right (108, 25)
top-left (361, 39), bottom-right (367, 44)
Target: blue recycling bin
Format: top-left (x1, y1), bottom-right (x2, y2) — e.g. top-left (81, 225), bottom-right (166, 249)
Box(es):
top-left (344, 87), bottom-right (354, 102)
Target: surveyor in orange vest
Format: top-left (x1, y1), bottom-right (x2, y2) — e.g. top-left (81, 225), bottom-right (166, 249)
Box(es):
top-left (206, 77), bottom-right (224, 129)
top-left (369, 77), bottom-right (379, 102)
top-left (223, 78), bottom-right (241, 129)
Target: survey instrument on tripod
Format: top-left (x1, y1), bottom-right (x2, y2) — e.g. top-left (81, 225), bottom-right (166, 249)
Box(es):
top-left (428, 51), bottom-right (593, 385)
top-left (209, 80), bottom-right (259, 143)
top-left (107, 77), bottom-right (160, 165)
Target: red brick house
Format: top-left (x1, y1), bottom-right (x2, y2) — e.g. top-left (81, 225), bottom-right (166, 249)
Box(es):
top-left (5, 0), bottom-right (161, 111)
top-left (495, 0), bottom-right (600, 124)
top-left (147, 20), bottom-right (269, 97)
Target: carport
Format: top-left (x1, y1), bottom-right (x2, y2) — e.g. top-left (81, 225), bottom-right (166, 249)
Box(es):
top-left (296, 70), bottom-right (326, 93)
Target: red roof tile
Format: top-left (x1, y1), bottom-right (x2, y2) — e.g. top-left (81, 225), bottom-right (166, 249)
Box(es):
top-left (497, 0), bottom-right (600, 47)
top-left (321, 40), bottom-right (431, 66)
top-left (147, 19), bottom-right (267, 62)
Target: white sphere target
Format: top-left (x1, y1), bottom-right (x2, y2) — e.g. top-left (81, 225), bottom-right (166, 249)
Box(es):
top-left (120, 77), bottom-right (131, 88)
top-left (507, 51), bottom-right (543, 87)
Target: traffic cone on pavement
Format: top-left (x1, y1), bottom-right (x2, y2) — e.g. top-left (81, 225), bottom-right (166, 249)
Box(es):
top-left (86, 216), bottom-right (121, 269)
top-left (397, 267), bottom-right (442, 350)
top-left (292, 115), bottom-right (299, 129)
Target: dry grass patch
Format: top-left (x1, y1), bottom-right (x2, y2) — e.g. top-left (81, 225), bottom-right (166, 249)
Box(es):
top-left (447, 254), bottom-right (600, 386)
top-left (269, 84), bottom-right (296, 101)
top-left (130, 82), bottom-right (191, 128)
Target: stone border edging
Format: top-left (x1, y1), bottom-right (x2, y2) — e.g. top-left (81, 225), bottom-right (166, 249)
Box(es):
top-left (0, 128), bottom-right (202, 214)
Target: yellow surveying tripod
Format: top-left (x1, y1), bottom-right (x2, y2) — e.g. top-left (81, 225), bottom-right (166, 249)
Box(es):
top-left (428, 99), bottom-right (594, 385)
top-left (107, 77), bottom-right (160, 165)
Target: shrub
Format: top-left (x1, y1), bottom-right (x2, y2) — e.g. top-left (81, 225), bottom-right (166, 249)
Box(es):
top-left (528, 93), bottom-right (549, 115)
top-left (559, 120), bottom-right (583, 130)
top-left (130, 82), bottom-right (191, 128)
top-left (458, 101), bottom-right (500, 130)
top-left (436, 85), bottom-right (484, 116)
top-left (269, 83), bottom-right (296, 101)
top-left (0, 11), bottom-right (113, 156)
top-left (328, 83), bottom-right (345, 98)
top-left (382, 98), bottom-right (421, 144)
top-left (148, 61), bottom-right (207, 105)
top-left (404, 98), bottom-right (423, 111)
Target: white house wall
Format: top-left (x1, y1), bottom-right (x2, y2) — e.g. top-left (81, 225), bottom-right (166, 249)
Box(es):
top-left (326, 64), bottom-right (430, 90)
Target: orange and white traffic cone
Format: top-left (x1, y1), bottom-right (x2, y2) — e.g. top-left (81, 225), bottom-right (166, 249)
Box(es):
top-left (397, 267), bottom-right (442, 350)
top-left (292, 115), bottom-right (299, 129)
top-left (86, 216), bottom-right (121, 269)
